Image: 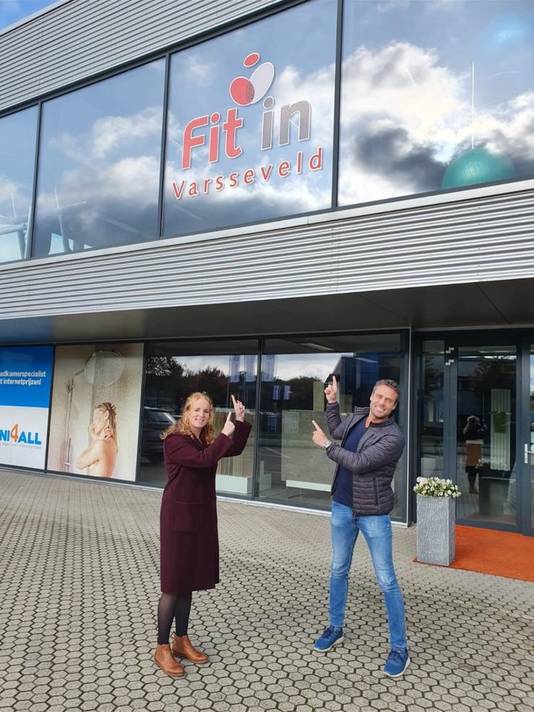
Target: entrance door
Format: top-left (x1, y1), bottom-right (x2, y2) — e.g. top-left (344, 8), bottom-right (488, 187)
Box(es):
top-left (418, 336), bottom-right (533, 533)
top-left (452, 344), bottom-right (517, 528)
top-left (520, 343), bottom-right (534, 535)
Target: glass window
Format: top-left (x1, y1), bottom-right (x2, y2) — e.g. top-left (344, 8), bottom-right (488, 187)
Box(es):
top-left (162, 0), bottom-right (336, 237)
top-left (258, 334), bottom-right (407, 518)
top-left (0, 107), bottom-right (38, 263)
top-left (419, 340), bottom-right (445, 478)
top-left (139, 340), bottom-right (258, 495)
top-left (339, 1), bottom-right (534, 207)
top-left (32, 61), bottom-right (165, 257)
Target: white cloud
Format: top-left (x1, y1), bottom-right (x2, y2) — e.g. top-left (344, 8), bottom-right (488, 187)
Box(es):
top-left (342, 42), bottom-right (466, 149)
top-left (90, 107), bottom-right (163, 159)
top-left (38, 154), bottom-right (160, 215)
top-left (273, 60), bottom-right (336, 149)
top-left (182, 54), bottom-right (217, 88)
top-left (338, 40), bottom-right (534, 204)
top-left (37, 104), bottom-right (164, 228)
top-left (50, 106), bottom-right (162, 162)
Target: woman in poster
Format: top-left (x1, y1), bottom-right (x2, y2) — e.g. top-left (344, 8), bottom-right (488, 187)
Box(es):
top-left (154, 392), bottom-right (251, 678)
top-left (76, 402), bottom-right (118, 477)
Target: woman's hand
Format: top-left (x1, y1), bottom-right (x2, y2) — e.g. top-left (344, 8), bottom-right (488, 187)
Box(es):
top-left (222, 410), bottom-right (236, 437)
top-left (90, 423), bottom-right (113, 441)
top-left (231, 394), bottom-right (246, 422)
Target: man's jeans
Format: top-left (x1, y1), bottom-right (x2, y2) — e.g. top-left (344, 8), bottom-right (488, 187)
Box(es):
top-left (329, 500), bottom-right (408, 652)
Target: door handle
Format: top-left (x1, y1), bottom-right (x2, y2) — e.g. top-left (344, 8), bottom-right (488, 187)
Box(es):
top-left (524, 443), bottom-right (534, 464)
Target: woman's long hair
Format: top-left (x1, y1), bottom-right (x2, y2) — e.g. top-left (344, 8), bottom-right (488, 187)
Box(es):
top-left (95, 402), bottom-right (118, 443)
top-left (161, 392), bottom-right (215, 444)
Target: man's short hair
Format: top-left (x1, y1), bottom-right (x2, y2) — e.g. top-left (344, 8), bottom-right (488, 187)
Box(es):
top-left (373, 378), bottom-right (400, 401)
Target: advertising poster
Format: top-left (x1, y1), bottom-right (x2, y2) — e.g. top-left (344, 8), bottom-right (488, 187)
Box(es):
top-left (0, 346), bottom-right (54, 469)
top-left (47, 343), bottom-right (143, 481)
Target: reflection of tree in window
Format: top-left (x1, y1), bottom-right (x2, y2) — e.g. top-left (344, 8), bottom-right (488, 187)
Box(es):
top-left (144, 356), bottom-right (185, 412)
top-left (183, 367), bottom-right (228, 406)
top-left (279, 376), bottom-right (315, 410)
top-left (145, 356), bottom-right (229, 410)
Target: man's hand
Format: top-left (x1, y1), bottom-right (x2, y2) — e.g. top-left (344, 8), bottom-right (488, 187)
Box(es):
top-left (231, 394), bottom-right (246, 422)
top-left (312, 420), bottom-right (329, 447)
top-left (324, 375), bottom-right (338, 404)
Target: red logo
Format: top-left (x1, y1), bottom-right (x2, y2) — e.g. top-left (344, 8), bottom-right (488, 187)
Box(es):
top-left (229, 52), bottom-right (275, 106)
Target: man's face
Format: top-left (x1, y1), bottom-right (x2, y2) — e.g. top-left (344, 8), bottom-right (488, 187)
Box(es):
top-left (369, 384), bottom-right (398, 422)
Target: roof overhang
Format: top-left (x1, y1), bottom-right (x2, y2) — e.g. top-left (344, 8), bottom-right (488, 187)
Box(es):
top-left (0, 277), bottom-right (532, 345)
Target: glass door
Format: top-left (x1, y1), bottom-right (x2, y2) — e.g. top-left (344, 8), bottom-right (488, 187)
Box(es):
top-left (522, 344), bottom-right (534, 534)
top-left (418, 334), bottom-right (534, 534)
top-left (453, 344), bottom-right (517, 528)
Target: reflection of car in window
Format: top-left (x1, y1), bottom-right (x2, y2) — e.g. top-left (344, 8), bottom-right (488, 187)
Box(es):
top-left (142, 407), bottom-right (176, 462)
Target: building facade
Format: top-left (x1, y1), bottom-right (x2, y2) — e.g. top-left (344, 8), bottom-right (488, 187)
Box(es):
top-left (1, 0), bottom-right (534, 534)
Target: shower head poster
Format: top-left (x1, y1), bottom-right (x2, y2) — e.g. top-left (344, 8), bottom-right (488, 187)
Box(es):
top-left (0, 346), bottom-right (53, 469)
top-left (47, 343), bottom-right (143, 481)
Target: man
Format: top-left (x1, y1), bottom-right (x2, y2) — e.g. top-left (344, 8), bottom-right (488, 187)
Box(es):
top-left (311, 376), bottom-right (409, 678)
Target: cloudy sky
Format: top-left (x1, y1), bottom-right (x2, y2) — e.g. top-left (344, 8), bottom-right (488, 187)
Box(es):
top-left (32, 59), bottom-right (165, 257)
top-left (338, 0), bottom-right (534, 205)
top-left (0, 0), bottom-right (55, 31)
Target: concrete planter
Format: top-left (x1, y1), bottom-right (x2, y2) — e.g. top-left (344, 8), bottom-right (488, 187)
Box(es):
top-left (416, 495), bottom-right (456, 565)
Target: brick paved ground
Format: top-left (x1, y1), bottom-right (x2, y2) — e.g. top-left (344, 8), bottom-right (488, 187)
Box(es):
top-left (0, 469), bottom-right (533, 712)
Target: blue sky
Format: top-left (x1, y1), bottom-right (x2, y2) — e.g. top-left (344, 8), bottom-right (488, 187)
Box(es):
top-left (0, 0), bottom-right (55, 31)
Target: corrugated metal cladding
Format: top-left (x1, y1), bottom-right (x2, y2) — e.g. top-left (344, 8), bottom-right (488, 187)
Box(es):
top-left (2, 186), bottom-right (534, 319)
top-left (0, 0), bottom-right (285, 112)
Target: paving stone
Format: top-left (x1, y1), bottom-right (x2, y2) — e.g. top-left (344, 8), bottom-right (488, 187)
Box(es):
top-left (0, 469), bottom-right (533, 712)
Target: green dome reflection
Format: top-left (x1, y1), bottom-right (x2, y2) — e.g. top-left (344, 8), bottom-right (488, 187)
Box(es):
top-left (441, 148), bottom-right (516, 189)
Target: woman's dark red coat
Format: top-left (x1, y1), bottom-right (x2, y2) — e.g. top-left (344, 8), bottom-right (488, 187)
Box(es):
top-left (160, 420), bottom-right (251, 594)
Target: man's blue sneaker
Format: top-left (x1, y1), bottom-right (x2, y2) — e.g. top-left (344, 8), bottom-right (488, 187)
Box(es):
top-left (384, 648), bottom-right (410, 677)
top-left (313, 625), bottom-right (344, 652)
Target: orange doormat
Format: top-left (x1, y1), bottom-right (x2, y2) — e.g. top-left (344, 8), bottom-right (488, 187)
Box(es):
top-left (449, 525), bottom-right (534, 582)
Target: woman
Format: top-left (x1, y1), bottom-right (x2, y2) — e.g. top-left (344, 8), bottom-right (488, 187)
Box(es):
top-left (76, 402), bottom-right (118, 477)
top-left (154, 392), bottom-right (251, 678)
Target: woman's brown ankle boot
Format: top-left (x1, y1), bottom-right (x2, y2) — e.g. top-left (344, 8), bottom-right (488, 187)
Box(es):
top-left (171, 634), bottom-right (209, 664)
top-left (154, 643), bottom-right (186, 677)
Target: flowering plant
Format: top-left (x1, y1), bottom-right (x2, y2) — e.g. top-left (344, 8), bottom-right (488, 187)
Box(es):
top-left (413, 476), bottom-right (461, 498)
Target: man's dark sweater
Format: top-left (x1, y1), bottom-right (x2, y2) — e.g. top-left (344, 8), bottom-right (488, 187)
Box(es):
top-left (332, 418), bottom-right (366, 507)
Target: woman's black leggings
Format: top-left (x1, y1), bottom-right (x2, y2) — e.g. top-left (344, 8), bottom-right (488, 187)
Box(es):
top-left (157, 592), bottom-right (193, 645)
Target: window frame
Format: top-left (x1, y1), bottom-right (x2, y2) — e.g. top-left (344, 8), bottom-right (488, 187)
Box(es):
top-left (0, 0), bottom-right (531, 264)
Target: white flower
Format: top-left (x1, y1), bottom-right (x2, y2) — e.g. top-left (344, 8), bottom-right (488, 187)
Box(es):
top-left (414, 474), bottom-right (461, 498)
